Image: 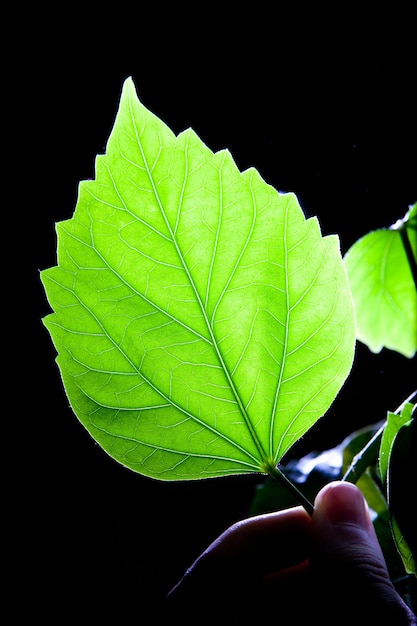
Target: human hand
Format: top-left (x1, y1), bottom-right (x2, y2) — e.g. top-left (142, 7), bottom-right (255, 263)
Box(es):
top-left (164, 481), bottom-right (416, 624)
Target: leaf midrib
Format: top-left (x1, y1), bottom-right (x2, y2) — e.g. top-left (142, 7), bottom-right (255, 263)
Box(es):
top-left (125, 85), bottom-right (269, 467)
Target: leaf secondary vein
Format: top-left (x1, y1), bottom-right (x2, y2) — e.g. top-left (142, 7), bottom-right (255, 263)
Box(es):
top-left (45, 268), bottom-right (261, 466)
top-left (83, 418), bottom-right (260, 471)
top-left (62, 216), bottom-right (212, 345)
top-left (204, 151), bottom-right (224, 310)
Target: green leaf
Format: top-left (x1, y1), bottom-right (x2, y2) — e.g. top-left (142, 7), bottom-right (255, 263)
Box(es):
top-left (380, 402), bottom-right (416, 576)
top-left (389, 415), bottom-right (417, 576)
top-left (379, 401), bottom-right (414, 485)
top-left (40, 77), bottom-right (355, 481)
top-left (343, 202), bottom-right (417, 358)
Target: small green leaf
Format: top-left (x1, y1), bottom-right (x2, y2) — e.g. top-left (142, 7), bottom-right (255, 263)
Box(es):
top-left (40, 77), bottom-right (355, 481)
top-left (389, 415), bottom-right (417, 576)
top-left (379, 402), bottom-right (414, 485)
top-left (390, 515), bottom-right (416, 577)
top-left (379, 402), bottom-right (416, 576)
top-left (343, 203), bottom-right (417, 358)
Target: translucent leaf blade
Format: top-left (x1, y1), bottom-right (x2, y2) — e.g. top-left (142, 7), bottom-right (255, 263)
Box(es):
top-left (343, 204), bottom-right (417, 358)
top-left (41, 77), bottom-right (356, 480)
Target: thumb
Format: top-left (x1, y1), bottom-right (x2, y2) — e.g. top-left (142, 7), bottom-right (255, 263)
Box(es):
top-left (309, 481), bottom-right (416, 625)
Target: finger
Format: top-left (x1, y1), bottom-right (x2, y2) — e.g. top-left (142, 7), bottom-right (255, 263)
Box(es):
top-left (214, 504), bottom-right (311, 571)
top-left (166, 505), bottom-right (311, 611)
top-left (310, 481), bottom-right (416, 625)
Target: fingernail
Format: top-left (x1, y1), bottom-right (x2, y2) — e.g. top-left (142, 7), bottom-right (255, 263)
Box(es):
top-left (316, 481), bottom-right (370, 527)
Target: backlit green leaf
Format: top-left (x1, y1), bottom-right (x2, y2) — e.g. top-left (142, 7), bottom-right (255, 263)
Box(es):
top-left (343, 203), bottom-right (417, 358)
top-left (40, 77), bottom-right (355, 481)
top-left (379, 401), bottom-right (414, 485)
top-left (382, 406), bottom-right (416, 576)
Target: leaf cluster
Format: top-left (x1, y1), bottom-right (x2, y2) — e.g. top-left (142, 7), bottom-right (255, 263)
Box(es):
top-left (40, 77), bottom-right (416, 608)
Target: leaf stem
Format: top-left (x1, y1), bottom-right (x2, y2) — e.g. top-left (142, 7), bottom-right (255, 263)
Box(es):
top-left (268, 391), bottom-right (417, 518)
top-left (267, 463), bottom-right (314, 516)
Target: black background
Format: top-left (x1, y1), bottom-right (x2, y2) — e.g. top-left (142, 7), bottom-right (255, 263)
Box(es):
top-left (26, 9), bottom-right (416, 620)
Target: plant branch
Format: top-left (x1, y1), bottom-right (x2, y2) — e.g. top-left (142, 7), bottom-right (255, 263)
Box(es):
top-left (342, 423), bottom-right (385, 484)
top-left (343, 390), bottom-right (417, 484)
top-left (265, 393), bottom-right (417, 518)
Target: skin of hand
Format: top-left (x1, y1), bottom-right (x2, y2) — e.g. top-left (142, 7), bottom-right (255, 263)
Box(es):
top-left (163, 481), bottom-right (416, 625)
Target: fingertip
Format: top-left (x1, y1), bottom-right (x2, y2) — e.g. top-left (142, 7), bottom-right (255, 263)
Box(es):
top-left (310, 482), bottom-right (416, 624)
top-left (314, 480), bottom-right (371, 528)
